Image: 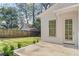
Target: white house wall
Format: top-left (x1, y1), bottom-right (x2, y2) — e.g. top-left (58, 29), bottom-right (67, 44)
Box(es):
top-left (40, 4), bottom-right (78, 46)
top-left (78, 7), bottom-right (79, 48)
top-left (58, 10), bottom-right (78, 46)
top-left (41, 11), bottom-right (64, 44)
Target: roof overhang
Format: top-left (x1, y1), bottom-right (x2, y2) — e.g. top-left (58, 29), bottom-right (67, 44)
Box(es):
top-left (54, 4), bottom-right (79, 13)
top-left (37, 4), bottom-right (79, 19)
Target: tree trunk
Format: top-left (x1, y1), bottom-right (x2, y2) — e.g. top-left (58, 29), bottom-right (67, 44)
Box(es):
top-left (33, 3), bottom-right (35, 24)
top-left (25, 11), bottom-right (28, 24)
top-left (40, 4), bottom-right (42, 13)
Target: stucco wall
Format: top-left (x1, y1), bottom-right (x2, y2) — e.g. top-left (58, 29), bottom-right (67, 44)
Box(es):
top-left (78, 7), bottom-right (79, 48)
top-left (40, 5), bottom-right (78, 46)
top-left (58, 10), bottom-right (78, 46)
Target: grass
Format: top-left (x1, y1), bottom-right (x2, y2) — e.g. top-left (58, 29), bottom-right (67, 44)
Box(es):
top-left (0, 37), bottom-right (40, 53)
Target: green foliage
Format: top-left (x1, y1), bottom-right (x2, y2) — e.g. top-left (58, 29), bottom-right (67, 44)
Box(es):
top-left (9, 45), bottom-right (14, 56)
top-left (0, 7), bottom-right (18, 29)
top-left (3, 45), bottom-right (14, 56)
top-left (10, 45), bottom-right (14, 50)
top-left (33, 18), bottom-right (41, 31)
top-left (3, 45), bottom-right (9, 56)
top-left (0, 37), bottom-right (40, 53)
top-left (33, 40), bottom-right (36, 44)
top-left (17, 42), bottom-right (22, 48)
top-left (37, 40), bottom-right (39, 43)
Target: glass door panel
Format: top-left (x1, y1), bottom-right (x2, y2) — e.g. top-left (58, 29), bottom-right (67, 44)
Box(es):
top-left (65, 19), bottom-right (73, 41)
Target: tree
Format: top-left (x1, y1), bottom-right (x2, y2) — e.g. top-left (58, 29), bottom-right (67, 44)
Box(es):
top-left (42, 3), bottom-right (51, 10)
top-left (25, 3), bottom-right (36, 25)
top-left (32, 3), bottom-right (35, 24)
top-left (16, 3), bottom-right (28, 24)
top-left (0, 7), bottom-right (18, 29)
top-left (17, 12), bottom-right (25, 29)
top-left (33, 18), bottom-right (41, 31)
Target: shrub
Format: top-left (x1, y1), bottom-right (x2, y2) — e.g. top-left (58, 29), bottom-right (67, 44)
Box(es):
top-left (3, 45), bottom-right (14, 56)
top-left (37, 40), bottom-right (39, 43)
top-left (3, 45), bottom-right (9, 56)
top-left (33, 41), bottom-right (36, 44)
top-left (33, 18), bottom-right (41, 31)
top-left (17, 43), bottom-right (21, 48)
top-left (10, 45), bottom-right (14, 50)
top-left (9, 45), bottom-right (14, 56)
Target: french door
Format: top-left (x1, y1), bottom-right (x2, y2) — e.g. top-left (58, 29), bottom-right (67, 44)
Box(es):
top-left (64, 19), bottom-right (74, 44)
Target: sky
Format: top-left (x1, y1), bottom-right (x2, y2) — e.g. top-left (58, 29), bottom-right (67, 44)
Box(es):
top-left (0, 3), bottom-right (17, 8)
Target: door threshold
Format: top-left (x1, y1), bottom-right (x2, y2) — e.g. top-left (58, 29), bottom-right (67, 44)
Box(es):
top-left (64, 43), bottom-right (75, 45)
top-left (63, 43), bottom-right (77, 49)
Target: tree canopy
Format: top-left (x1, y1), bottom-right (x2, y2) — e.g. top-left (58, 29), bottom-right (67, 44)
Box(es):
top-left (0, 7), bottom-right (18, 29)
top-left (0, 3), bottom-right (53, 29)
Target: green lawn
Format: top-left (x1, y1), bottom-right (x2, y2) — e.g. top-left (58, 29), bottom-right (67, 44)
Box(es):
top-left (0, 37), bottom-right (40, 53)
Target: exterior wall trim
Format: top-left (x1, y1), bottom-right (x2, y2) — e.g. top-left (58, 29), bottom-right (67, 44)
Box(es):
top-left (54, 4), bottom-right (79, 13)
top-left (77, 7), bottom-right (79, 48)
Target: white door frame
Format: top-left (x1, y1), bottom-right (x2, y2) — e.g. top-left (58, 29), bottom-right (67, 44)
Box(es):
top-left (55, 6), bottom-right (78, 45)
top-left (64, 19), bottom-right (74, 44)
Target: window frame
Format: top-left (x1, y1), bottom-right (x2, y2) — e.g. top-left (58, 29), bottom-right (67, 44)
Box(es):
top-left (65, 19), bottom-right (72, 40)
top-left (49, 20), bottom-right (56, 37)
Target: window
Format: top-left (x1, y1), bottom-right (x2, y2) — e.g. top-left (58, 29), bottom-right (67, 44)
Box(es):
top-left (49, 20), bottom-right (56, 36)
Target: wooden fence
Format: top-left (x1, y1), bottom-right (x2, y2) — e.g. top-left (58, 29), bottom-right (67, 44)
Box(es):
top-left (0, 29), bottom-right (39, 38)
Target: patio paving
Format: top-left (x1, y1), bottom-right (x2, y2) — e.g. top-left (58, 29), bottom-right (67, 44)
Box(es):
top-left (14, 42), bottom-right (79, 56)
